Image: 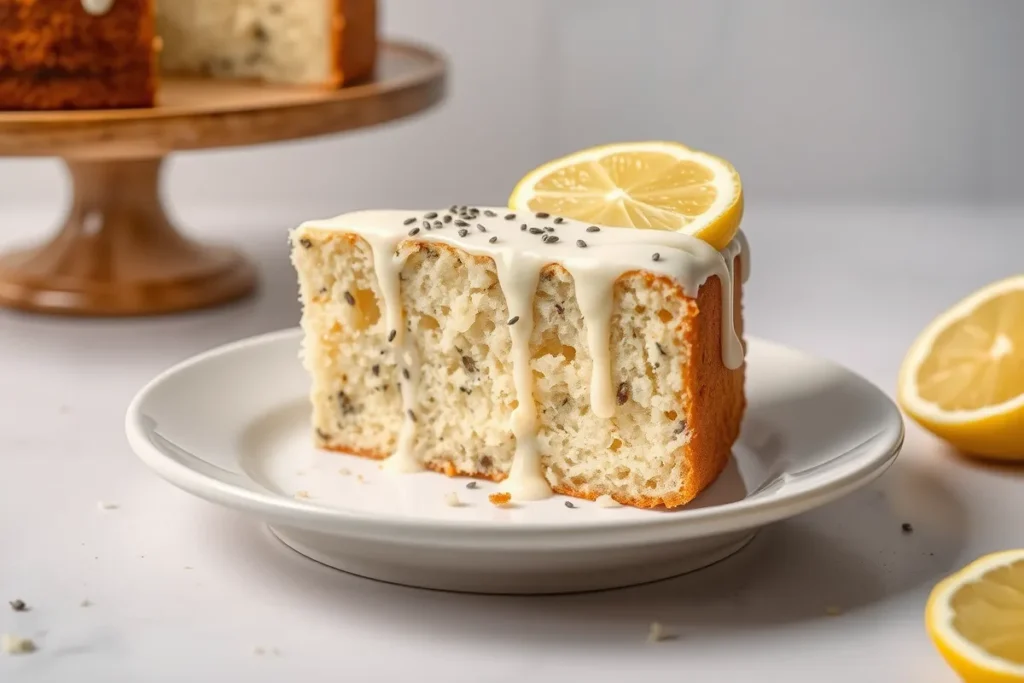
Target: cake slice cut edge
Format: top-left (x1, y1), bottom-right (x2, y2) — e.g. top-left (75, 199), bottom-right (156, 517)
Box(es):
top-left (289, 214), bottom-right (745, 509)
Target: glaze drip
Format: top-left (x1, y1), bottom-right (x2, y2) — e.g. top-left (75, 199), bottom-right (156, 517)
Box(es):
top-left (363, 232), bottom-right (423, 474)
top-left (494, 255), bottom-right (548, 499)
top-left (81, 0), bottom-right (115, 16)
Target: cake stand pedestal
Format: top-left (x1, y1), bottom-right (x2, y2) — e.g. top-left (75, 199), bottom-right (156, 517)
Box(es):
top-left (0, 41), bottom-right (446, 316)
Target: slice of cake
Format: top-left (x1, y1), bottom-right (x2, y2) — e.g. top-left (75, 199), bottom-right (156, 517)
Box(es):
top-left (289, 207), bottom-right (748, 509)
top-left (0, 0), bottom-right (377, 111)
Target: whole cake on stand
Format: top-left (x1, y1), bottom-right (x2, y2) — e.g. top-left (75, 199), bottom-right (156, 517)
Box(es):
top-left (0, 0), bottom-right (446, 316)
top-left (0, 0), bottom-right (377, 110)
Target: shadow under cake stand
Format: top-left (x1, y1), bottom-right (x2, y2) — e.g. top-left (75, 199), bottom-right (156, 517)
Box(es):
top-left (0, 41), bottom-right (446, 316)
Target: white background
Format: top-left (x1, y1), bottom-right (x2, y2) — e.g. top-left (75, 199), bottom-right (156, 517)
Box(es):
top-left (0, 0), bottom-right (1022, 210)
top-left (2, 1), bottom-right (1023, 681)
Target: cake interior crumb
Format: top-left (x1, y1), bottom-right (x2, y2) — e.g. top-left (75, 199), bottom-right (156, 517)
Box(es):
top-left (596, 494), bottom-right (622, 508)
top-left (97, 501), bottom-right (119, 510)
top-left (444, 492), bottom-right (461, 507)
top-left (294, 490), bottom-right (311, 499)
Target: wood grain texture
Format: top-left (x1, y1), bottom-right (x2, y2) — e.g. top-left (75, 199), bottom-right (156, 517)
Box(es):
top-left (0, 41), bottom-right (446, 316)
top-left (0, 157), bottom-right (256, 316)
top-left (0, 42), bottom-right (444, 158)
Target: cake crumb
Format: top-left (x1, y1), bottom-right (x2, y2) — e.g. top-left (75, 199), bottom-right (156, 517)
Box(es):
top-left (443, 462), bottom-right (457, 477)
top-left (596, 494), bottom-right (622, 508)
top-left (647, 622), bottom-right (673, 642)
top-left (356, 474), bottom-right (366, 484)
top-left (97, 501), bottom-right (119, 511)
top-left (444, 492), bottom-right (462, 507)
top-left (80, 599), bottom-right (93, 608)
top-left (1, 634), bottom-right (36, 654)
top-left (8, 600), bottom-right (27, 612)
top-left (338, 468), bottom-right (352, 476)
top-left (294, 490), bottom-right (311, 499)
top-left (489, 492), bottom-right (512, 507)
top-left (825, 605), bottom-right (843, 616)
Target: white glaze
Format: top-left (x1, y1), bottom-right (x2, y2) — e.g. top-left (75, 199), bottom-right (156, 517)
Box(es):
top-left (299, 208), bottom-right (750, 500)
top-left (362, 232), bottom-right (423, 474)
top-left (494, 256), bottom-right (549, 499)
top-left (81, 0), bottom-right (115, 16)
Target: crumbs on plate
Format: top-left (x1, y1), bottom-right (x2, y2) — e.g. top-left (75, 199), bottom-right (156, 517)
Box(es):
top-left (488, 492), bottom-right (512, 507)
top-left (647, 621), bottom-right (673, 642)
top-left (1, 633), bottom-right (36, 655)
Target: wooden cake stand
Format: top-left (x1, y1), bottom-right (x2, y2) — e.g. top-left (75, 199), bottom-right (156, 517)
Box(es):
top-left (0, 41), bottom-right (446, 316)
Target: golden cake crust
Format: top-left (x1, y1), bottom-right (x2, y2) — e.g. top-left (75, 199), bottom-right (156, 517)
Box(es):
top-left (546, 260), bottom-right (745, 509)
top-left (0, 0), bottom-right (157, 110)
top-left (330, 0), bottom-right (378, 87)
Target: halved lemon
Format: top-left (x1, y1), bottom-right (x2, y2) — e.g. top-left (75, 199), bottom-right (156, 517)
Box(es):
top-left (897, 275), bottom-right (1024, 459)
top-left (926, 549), bottom-right (1024, 683)
top-left (508, 141), bottom-right (743, 251)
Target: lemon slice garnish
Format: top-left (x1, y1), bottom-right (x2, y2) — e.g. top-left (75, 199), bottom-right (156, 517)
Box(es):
top-left (508, 141), bottom-right (743, 250)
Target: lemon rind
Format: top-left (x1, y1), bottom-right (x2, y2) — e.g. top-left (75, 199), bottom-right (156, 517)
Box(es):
top-left (927, 549), bottom-right (1024, 678)
top-left (508, 141), bottom-right (742, 242)
top-left (898, 275), bottom-right (1024, 424)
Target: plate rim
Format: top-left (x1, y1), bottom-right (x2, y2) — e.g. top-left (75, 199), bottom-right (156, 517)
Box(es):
top-left (125, 328), bottom-right (905, 545)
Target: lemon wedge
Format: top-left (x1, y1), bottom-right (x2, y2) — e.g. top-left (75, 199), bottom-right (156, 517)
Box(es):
top-left (897, 275), bottom-right (1024, 459)
top-left (926, 549), bottom-right (1024, 683)
top-left (508, 141), bottom-right (743, 251)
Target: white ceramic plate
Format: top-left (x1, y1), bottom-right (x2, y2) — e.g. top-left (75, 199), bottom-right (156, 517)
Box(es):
top-left (126, 328), bottom-right (904, 594)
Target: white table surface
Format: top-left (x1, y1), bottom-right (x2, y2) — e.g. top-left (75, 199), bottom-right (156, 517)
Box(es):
top-left (1, 202), bottom-right (1021, 682)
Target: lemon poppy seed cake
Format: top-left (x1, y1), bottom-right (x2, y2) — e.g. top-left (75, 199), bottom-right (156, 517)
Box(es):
top-left (0, 0), bottom-right (377, 110)
top-left (290, 207), bottom-right (749, 508)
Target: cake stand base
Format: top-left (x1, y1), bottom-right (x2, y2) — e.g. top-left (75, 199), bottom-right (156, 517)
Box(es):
top-left (0, 157), bottom-right (256, 316)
